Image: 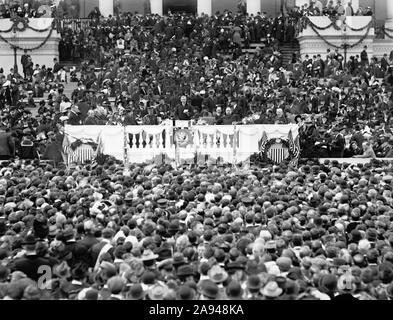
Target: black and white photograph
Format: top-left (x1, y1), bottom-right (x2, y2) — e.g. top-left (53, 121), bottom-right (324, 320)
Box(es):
top-left (0, 0), bottom-right (392, 307)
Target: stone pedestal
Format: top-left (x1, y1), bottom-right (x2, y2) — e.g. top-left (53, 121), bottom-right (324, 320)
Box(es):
top-left (247, 0), bottom-right (261, 15)
top-left (197, 0), bottom-right (212, 16)
top-left (150, 0), bottom-right (163, 15)
top-left (99, 0), bottom-right (113, 17)
top-left (385, 0), bottom-right (393, 30)
top-left (0, 18), bottom-right (60, 73)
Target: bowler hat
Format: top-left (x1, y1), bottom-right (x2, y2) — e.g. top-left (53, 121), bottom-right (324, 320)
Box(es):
top-left (22, 234), bottom-right (37, 245)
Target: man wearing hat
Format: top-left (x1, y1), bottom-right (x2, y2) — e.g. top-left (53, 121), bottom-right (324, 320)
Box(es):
top-left (20, 49), bottom-right (30, 80)
top-left (330, 126), bottom-right (345, 158)
top-left (199, 279), bottom-right (220, 300)
top-left (8, 234), bottom-right (56, 281)
top-left (91, 228), bottom-right (114, 269)
top-left (19, 129), bottom-right (38, 160)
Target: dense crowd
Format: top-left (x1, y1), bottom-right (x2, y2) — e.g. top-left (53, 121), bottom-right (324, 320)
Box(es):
top-left (2, 11), bottom-right (393, 160)
top-left (57, 10), bottom-right (296, 63)
top-left (57, 10), bottom-right (393, 160)
top-left (0, 0), bottom-right (79, 19)
top-left (0, 158), bottom-right (393, 300)
top-left (297, 0), bottom-right (373, 17)
top-left (1, 4), bottom-right (393, 301)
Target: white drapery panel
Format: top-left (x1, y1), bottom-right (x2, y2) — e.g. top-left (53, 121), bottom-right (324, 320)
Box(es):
top-left (64, 125), bottom-right (124, 160)
top-left (99, 126), bottom-right (124, 160)
top-left (193, 125), bottom-right (236, 150)
top-left (125, 126), bottom-right (168, 150)
top-left (237, 125), bottom-right (298, 153)
top-left (64, 125), bottom-right (299, 164)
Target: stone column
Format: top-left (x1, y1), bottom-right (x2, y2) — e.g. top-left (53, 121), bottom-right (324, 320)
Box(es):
top-left (247, 0), bottom-right (261, 16)
top-left (197, 0), bottom-right (212, 16)
top-left (386, 0), bottom-right (393, 29)
top-left (99, 0), bottom-right (113, 17)
top-left (150, 0), bottom-right (163, 16)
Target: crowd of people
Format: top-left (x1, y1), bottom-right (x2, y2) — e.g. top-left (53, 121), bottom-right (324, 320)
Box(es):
top-left (0, 158), bottom-right (393, 300)
top-left (1, 10), bottom-right (393, 161)
top-left (0, 0), bottom-right (80, 19)
top-left (57, 9), bottom-right (300, 63)
top-left (1, 3), bottom-right (393, 301)
top-left (55, 10), bottom-right (393, 160)
top-left (296, 0), bottom-right (373, 18)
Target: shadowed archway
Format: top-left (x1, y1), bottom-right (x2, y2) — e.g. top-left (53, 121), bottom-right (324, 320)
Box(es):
top-left (163, 0), bottom-right (198, 14)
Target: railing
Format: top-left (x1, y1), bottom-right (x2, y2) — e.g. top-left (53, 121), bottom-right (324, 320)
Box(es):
top-left (319, 158), bottom-right (393, 164)
top-left (63, 124), bottom-right (300, 165)
top-left (53, 18), bottom-right (94, 32)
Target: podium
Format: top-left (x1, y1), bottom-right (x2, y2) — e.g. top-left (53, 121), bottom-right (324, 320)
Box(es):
top-left (0, 18), bottom-right (60, 73)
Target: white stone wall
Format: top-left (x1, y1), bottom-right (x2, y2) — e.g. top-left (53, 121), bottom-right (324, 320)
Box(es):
top-left (298, 16), bottom-right (376, 60)
top-left (0, 18), bottom-right (60, 73)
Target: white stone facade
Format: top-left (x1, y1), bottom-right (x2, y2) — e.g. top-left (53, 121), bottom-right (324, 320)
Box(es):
top-left (0, 18), bottom-right (60, 73)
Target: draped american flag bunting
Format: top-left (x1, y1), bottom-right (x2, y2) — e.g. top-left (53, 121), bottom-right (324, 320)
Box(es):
top-left (259, 131), bottom-right (268, 153)
top-left (288, 129), bottom-right (300, 158)
top-left (62, 134), bottom-right (71, 164)
top-left (96, 132), bottom-right (104, 156)
top-left (267, 145), bottom-right (289, 164)
top-left (68, 145), bottom-right (95, 164)
top-left (63, 133), bottom-right (103, 165)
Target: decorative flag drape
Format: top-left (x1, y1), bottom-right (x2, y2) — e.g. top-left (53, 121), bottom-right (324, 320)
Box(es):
top-left (63, 124), bottom-right (300, 165)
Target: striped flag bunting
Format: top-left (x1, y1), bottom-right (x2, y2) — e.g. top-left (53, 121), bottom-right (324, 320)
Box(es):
top-left (259, 131), bottom-right (268, 153)
top-left (267, 145), bottom-right (290, 164)
top-left (288, 129), bottom-right (300, 158)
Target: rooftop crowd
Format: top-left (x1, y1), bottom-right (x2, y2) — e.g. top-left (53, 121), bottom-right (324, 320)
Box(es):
top-left (0, 3), bottom-right (393, 300)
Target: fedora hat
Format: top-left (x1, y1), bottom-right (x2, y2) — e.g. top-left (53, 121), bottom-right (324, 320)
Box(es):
top-left (226, 281), bottom-right (243, 299)
top-left (22, 234), bottom-right (37, 245)
top-left (155, 247), bottom-right (172, 261)
top-left (208, 265), bottom-right (228, 283)
top-left (178, 285), bottom-right (195, 300)
top-left (261, 281), bottom-right (283, 298)
top-left (200, 280), bottom-right (219, 299)
top-left (177, 264), bottom-right (195, 278)
top-left (172, 253), bottom-right (186, 266)
top-left (141, 249), bottom-right (159, 262)
top-left (148, 284), bottom-right (169, 300)
top-left (247, 275), bottom-right (262, 290)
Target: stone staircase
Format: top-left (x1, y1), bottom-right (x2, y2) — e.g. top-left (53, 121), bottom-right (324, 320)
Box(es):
top-left (25, 74), bottom-right (78, 116)
top-left (279, 40), bottom-right (301, 67)
top-left (62, 80), bottom-right (78, 97)
top-left (242, 41), bottom-right (266, 54)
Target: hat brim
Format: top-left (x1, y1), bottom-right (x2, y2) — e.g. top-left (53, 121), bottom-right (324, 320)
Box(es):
top-left (261, 288), bottom-right (283, 297)
top-left (141, 254), bottom-right (159, 261)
